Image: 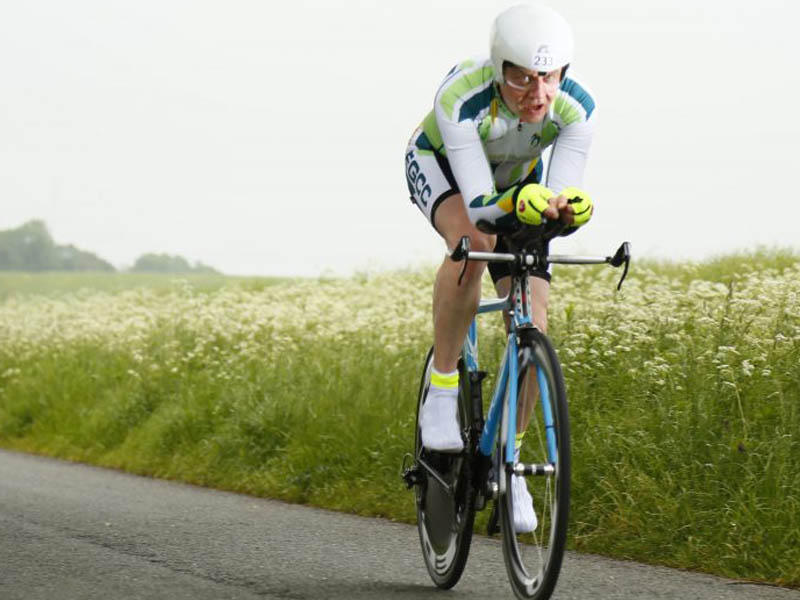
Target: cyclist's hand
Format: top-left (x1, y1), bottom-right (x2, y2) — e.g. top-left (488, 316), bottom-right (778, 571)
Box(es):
top-left (516, 184), bottom-right (593, 226)
top-left (515, 184), bottom-right (556, 226)
top-left (559, 186), bottom-right (594, 226)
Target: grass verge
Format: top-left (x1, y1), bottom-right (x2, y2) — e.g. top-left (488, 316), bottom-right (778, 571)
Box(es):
top-left (1, 251), bottom-right (799, 586)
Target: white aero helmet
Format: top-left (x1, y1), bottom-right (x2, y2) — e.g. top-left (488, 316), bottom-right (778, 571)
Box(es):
top-left (490, 3), bottom-right (574, 84)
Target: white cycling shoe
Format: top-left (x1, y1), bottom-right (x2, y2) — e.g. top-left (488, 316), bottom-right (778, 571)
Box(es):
top-left (512, 473), bottom-right (538, 533)
top-left (419, 388), bottom-right (464, 453)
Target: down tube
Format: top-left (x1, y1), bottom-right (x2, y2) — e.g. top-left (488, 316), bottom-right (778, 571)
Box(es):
top-left (505, 334), bottom-right (518, 464)
top-left (536, 365), bottom-right (558, 463)
top-left (478, 334), bottom-right (511, 457)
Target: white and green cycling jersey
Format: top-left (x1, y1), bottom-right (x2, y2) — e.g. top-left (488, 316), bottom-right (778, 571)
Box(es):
top-left (405, 57), bottom-right (596, 231)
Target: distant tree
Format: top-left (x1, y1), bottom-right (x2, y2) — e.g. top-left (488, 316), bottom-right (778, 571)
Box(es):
top-left (130, 253), bottom-right (219, 274)
top-left (191, 261), bottom-right (219, 274)
top-left (0, 220), bottom-right (217, 274)
top-left (0, 220), bottom-right (115, 271)
top-left (0, 220), bottom-right (56, 270)
top-left (56, 244), bottom-right (115, 271)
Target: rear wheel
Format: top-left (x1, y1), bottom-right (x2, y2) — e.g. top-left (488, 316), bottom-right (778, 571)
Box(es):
top-left (499, 330), bottom-right (570, 600)
top-left (414, 347), bottom-right (476, 589)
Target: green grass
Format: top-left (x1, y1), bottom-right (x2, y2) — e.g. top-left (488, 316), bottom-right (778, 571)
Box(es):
top-left (0, 270), bottom-right (288, 300)
top-left (634, 247), bottom-right (800, 285)
top-left (1, 252), bottom-right (799, 587)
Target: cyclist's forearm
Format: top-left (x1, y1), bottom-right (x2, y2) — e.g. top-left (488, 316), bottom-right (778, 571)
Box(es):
top-left (465, 187), bottom-right (520, 231)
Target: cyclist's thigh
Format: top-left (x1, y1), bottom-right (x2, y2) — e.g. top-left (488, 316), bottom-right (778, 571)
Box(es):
top-left (405, 128), bottom-right (493, 250)
top-left (433, 194), bottom-right (497, 251)
top-left (405, 129), bottom-right (457, 228)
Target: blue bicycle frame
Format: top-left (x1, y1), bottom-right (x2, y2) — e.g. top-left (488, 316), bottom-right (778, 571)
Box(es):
top-left (461, 276), bottom-right (559, 470)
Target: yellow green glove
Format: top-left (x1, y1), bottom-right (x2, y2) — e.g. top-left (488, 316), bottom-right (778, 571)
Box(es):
top-left (515, 184), bottom-right (554, 226)
top-left (561, 186), bottom-right (593, 226)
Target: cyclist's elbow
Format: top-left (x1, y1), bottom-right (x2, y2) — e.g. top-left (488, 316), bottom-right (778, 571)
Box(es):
top-left (464, 206), bottom-right (497, 238)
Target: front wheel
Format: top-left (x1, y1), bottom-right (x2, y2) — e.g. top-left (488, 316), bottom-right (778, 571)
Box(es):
top-left (413, 347), bottom-right (476, 589)
top-left (499, 329), bottom-right (571, 600)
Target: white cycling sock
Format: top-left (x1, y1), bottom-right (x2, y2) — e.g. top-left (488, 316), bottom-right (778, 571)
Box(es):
top-left (513, 432), bottom-right (537, 532)
top-left (419, 367), bottom-right (463, 452)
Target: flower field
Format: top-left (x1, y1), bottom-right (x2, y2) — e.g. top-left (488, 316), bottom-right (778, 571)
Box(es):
top-left (1, 253), bottom-right (799, 586)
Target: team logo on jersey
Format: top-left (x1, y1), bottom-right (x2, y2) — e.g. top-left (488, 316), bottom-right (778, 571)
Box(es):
top-left (529, 133), bottom-right (541, 147)
top-left (537, 45), bottom-right (549, 54)
top-left (406, 150), bottom-right (432, 207)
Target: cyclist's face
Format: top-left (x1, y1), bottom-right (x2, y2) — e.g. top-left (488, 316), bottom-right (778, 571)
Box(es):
top-left (500, 63), bottom-right (561, 123)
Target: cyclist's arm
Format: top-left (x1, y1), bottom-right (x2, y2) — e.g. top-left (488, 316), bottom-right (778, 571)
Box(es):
top-left (434, 97), bottom-right (522, 232)
top-left (544, 115), bottom-right (596, 193)
top-left (545, 76), bottom-right (598, 194)
top-left (434, 105), bottom-right (500, 216)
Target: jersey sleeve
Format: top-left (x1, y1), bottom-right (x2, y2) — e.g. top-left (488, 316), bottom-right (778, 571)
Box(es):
top-left (545, 77), bottom-right (597, 193)
top-left (434, 108), bottom-right (495, 217)
top-left (432, 68), bottom-right (598, 233)
top-left (544, 113), bottom-right (596, 192)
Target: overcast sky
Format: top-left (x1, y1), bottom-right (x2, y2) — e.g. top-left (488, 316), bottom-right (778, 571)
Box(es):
top-left (2, 0), bottom-right (798, 276)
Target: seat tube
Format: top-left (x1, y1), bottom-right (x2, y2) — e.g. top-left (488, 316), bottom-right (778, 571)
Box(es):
top-left (462, 318), bottom-right (479, 371)
top-left (513, 274), bottom-right (533, 328)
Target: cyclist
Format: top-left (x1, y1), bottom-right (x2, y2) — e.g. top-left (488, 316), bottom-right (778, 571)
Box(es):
top-left (404, 3), bottom-right (596, 533)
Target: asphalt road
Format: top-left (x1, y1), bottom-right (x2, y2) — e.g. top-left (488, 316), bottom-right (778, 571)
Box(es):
top-left (1, 449), bottom-right (798, 600)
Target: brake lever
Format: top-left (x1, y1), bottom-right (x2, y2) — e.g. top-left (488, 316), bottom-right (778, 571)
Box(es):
top-left (448, 236), bottom-right (470, 286)
top-left (608, 241), bottom-right (631, 290)
top-left (616, 255), bottom-right (630, 291)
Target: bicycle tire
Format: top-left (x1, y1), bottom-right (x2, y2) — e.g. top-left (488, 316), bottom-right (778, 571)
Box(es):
top-left (413, 347), bottom-right (477, 589)
top-left (499, 329), bottom-right (570, 600)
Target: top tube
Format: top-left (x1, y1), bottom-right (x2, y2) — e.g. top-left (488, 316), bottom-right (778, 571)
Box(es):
top-left (477, 296), bottom-right (508, 314)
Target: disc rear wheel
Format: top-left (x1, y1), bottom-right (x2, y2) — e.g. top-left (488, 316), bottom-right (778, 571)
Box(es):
top-left (413, 347), bottom-right (476, 589)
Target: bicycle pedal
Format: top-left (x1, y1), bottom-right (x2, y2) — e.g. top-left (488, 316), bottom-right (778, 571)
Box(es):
top-left (469, 370), bottom-right (488, 384)
top-left (400, 453), bottom-right (421, 489)
top-left (401, 465), bottom-right (421, 489)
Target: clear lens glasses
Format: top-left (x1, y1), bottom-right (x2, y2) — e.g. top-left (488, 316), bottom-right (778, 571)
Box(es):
top-left (504, 67), bottom-right (560, 92)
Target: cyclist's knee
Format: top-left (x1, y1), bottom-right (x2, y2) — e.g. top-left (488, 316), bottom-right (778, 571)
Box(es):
top-left (467, 232), bottom-right (496, 253)
top-left (446, 254), bottom-right (486, 287)
top-left (460, 233), bottom-right (495, 285)
top-left (442, 231), bottom-right (495, 286)
top-left (442, 230), bottom-right (495, 258)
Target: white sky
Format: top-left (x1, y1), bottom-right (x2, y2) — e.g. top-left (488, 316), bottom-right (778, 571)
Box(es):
top-left (2, 0), bottom-right (799, 276)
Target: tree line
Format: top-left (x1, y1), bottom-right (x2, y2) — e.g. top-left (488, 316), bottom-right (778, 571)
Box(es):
top-left (0, 220), bottom-right (219, 274)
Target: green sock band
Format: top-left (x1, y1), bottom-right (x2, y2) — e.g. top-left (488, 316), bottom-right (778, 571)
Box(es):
top-left (515, 432), bottom-right (525, 450)
top-left (431, 367), bottom-right (459, 389)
